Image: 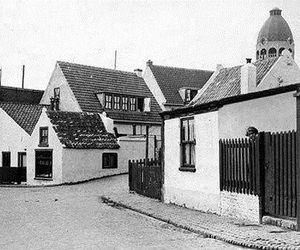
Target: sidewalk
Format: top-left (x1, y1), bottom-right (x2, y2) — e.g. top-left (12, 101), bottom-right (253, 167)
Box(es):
top-left (101, 191), bottom-right (300, 250)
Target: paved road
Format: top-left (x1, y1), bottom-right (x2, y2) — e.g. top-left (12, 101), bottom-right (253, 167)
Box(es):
top-left (0, 175), bottom-right (244, 249)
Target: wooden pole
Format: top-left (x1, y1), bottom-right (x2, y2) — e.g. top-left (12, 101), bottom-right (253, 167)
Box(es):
top-left (145, 125), bottom-right (149, 167)
top-left (160, 118), bottom-right (165, 202)
top-left (295, 89), bottom-right (300, 230)
top-left (22, 65), bottom-right (25, 89)
top-left (114, 50), bottom-right (117, 70)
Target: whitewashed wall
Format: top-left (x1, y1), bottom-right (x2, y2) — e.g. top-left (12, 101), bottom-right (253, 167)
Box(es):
top-left (62, 148), bottom-right (121, 183)
top-left (39, 63), bottom-right (81, 112)
top-left (218, 91), bottom-right (296, 139)
top-left (164, 111), bottom-right (220, 214)
top-left (27, 109), bottom-right (63, 185)
top-left (0, 109), bottom-right (30, 167)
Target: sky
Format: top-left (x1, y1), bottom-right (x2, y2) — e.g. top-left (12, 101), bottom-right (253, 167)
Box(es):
top-left (0, 0), bottom-right (299, 90)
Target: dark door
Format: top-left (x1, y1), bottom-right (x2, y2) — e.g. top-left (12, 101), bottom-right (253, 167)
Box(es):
top-left (2, 152), bottom-right (11, 167)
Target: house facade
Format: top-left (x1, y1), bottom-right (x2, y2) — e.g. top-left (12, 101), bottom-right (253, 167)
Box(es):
top-left (143, 60), bottom-right (213, 111)
top-left (40, 61), bottom-right (162, 139)
top-left (161, 50), bottom-right (300, 223)
top-left (27, 109), bottom-right (123, 185)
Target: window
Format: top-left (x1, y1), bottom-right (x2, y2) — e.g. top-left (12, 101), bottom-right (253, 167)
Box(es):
top-left (54, 87), bottom-right (60, 99)
top-left (186, 89), bottom-right (198, 103)
top-left (122, 96), bottom-right (128, 110)
top-left (105, 94), bottom-right (112, 109)
top-left (39, 127), bottom-right (49, 147)
top-left (137, 97), bottom-right (144, 112)
top-left (113, 96), bottom-right (120, 110)
top-left (180, 117), bottom-right (195, 172)
top-left (102, 153), bottom-right (118, 169)
top-left (130, 97), bottom-right (136, 111)
top-left (18, 152), bottom-right (27, 167)
top-left (35, 150), bottom-right (52, 178)
top-left (2, 152), bottom-right (11, 167)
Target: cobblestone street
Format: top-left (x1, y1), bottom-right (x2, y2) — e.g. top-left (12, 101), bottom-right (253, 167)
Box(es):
top-left (0, 175), bottom-right (242, 249)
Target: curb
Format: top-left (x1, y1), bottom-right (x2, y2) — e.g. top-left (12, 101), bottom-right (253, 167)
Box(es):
top-left (0, 172), bottom-right (128, 188)
top-left (101, 196), bottom-right (299, 250)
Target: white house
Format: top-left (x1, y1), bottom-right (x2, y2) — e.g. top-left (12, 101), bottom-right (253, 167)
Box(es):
top-left (143, 60), bottom-right (213, 111)
top-left (161, 50), bottom-right (300, 223)
top-left (27, 109), bottom-right (124, 185)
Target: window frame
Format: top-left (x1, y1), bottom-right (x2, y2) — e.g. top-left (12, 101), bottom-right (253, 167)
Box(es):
top-left (130, 97), bottom-right (137, 111)
top-left (35, 149), bottom-right (53, 179)
top-left (105, 94), bottom-right (113, 109)
top-left (54, 87), bottom-right (60, 99)
top-left (113, 95), bottom-right (121, 110)
top-left (102, 153), bottom-right (118, 169)
top-left (39, 127), bottom-right (49, 147)
top-left (179, 117), bottom-right (196, 172)
top-left (122, 96), bottom-right (128, 110)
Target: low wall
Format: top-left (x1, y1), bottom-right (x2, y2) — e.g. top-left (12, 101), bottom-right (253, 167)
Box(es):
top-left (220, 191), bottom-right (260, 223)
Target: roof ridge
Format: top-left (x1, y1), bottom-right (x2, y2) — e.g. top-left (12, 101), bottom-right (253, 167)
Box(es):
top-left (0, 101), bottom-right (45, 107)
top-left (0, 85), bottom-right (44, 92)
top-left (57, 60), bottom-right (137, 76)
top-left (151, 64), bottom-right (213, 73)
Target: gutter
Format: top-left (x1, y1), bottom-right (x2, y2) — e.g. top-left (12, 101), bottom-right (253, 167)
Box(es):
top-left (160, 83), bottom-right (300, 119)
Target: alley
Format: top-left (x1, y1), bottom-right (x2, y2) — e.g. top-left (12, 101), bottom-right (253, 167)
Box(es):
top-left (0, 175), bottom-right (243, 249)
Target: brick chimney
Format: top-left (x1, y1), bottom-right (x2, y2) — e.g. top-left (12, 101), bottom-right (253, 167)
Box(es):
top-left (146, 60), bottom-right (153, 67)
top-left (241, 59), bottom-right (256, 94)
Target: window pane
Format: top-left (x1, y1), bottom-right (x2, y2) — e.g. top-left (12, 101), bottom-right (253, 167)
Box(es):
top-left (184, 144), bottom-right (190, 165)
top-left (189, 119), bottom-right (195, 140)
top-left (182, 120), bottom-right (188, 141)
top-left (191, 144), bottom-right (195, 166)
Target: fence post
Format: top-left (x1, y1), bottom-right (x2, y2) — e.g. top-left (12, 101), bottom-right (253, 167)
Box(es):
top-left (128, 160), bottom-right (133, 191)
top-left (295, 89), bottom-right (300, 230)
top-left (219, 139), bottom-right (223, 191)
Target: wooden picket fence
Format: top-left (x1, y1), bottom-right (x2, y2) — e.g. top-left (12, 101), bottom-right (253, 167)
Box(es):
top-left (219, 136), bottom-right (261, 195)
top-left (129, 158), bottom-right (162, 200)
top-left (219, 131), bottom-right (297, 218)
top-left (0, 167), bottom-right (26, 184)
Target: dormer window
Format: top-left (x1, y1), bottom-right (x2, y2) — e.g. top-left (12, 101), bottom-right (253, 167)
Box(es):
top-left (137, 97), bottom-right (144, 112)
top-left (130, 97), bottom-right (136, 111)
top-left (185, 89), bottom-right (198, 103)
top-left (105, 94), bottom-right (112, 109)
top-left (113, 95), bottom-right (120, 110)
top-left (122, 97), bottom-right (128, 110)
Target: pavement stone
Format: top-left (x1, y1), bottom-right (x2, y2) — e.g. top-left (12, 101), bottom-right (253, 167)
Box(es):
top-left (101, 191), bottom-right (300, 250)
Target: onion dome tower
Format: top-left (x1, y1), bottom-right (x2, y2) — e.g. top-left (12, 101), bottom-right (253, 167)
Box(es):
top-left (256, 8), bottom-right (294, 60)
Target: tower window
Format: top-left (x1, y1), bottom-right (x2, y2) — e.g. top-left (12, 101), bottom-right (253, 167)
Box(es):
top-left (260, 49), bottom-right (267, 59)
top-left (279, 48), bottom-right (285, 56)
top-left (256, 51), bottom-right (259, 60)
top-left (268, 48), bottom-right (277, 58)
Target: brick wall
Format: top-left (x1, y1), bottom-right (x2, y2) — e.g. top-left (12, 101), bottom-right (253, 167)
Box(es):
top-left (220, 191), bottom-right (260, 223)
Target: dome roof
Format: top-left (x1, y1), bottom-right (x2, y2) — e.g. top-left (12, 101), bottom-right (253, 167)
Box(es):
top-left (257, 8), bottom-right (293, 44)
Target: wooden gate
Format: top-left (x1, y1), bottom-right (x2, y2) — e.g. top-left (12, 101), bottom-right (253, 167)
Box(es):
top-left (264, 131), bottom-right (297, 218)
top-left (129, 158), bottom-right (162, 200)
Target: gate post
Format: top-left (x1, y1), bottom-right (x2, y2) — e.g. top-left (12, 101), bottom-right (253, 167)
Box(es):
top-left (295, 88), bottom-right (300, 231)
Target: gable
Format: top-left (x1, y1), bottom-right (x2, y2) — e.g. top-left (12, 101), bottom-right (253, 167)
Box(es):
top-left (149, 64), bottom-right (213, 105)
top-left (57, 61), bottom-right (161, 123)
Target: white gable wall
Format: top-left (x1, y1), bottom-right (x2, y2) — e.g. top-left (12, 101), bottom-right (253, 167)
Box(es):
top-left (143, 66), bottom-right (167, 111)
top-left (0, 108), bottom-right (30, 167)
top-left (256, 54), bottom-right (300, 92)
top-left (27, 109), bottom-right (63, 185)
top-left (40, 63), bottom-right (81, 112)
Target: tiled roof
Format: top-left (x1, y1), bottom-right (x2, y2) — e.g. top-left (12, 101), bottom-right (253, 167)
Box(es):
top-left (57, 61), bottom-right (162, 124)
top-left (46, 111), bottom-right (120, 149)
top-left (190, 57), bottom-right (279, 106)
top-left (0, 102), bottom-right (44, 135)
top-left (149, 64), bottom-right (213, 105)
top-left (0, 86), bottom-right (44, 104)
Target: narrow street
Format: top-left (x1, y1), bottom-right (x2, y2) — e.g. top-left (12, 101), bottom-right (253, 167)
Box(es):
top-left (0, 175), bottom-right (244, 249)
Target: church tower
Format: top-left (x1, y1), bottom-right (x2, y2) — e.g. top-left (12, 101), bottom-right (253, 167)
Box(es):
top-left (256, 8), bottom-right (294, 60)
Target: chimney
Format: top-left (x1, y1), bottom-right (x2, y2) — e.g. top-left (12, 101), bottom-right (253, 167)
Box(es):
top-left (241, 60), bottom-right (256, 94)
top-left (216, 64), bottom-right (223, 71)
top-left (146, 60), bottom-right (153, 67)
top-left (134, 68), bottom-right (143, 77)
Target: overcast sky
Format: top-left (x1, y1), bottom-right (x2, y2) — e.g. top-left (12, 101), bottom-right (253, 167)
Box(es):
top-left (0, 0), bottom-right (299, 90)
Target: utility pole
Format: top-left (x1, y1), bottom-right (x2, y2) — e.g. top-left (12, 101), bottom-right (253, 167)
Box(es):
top-left (22, 65), bottom-right (25, 89)
top-left (114, 50), bottom-right (117, 70)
